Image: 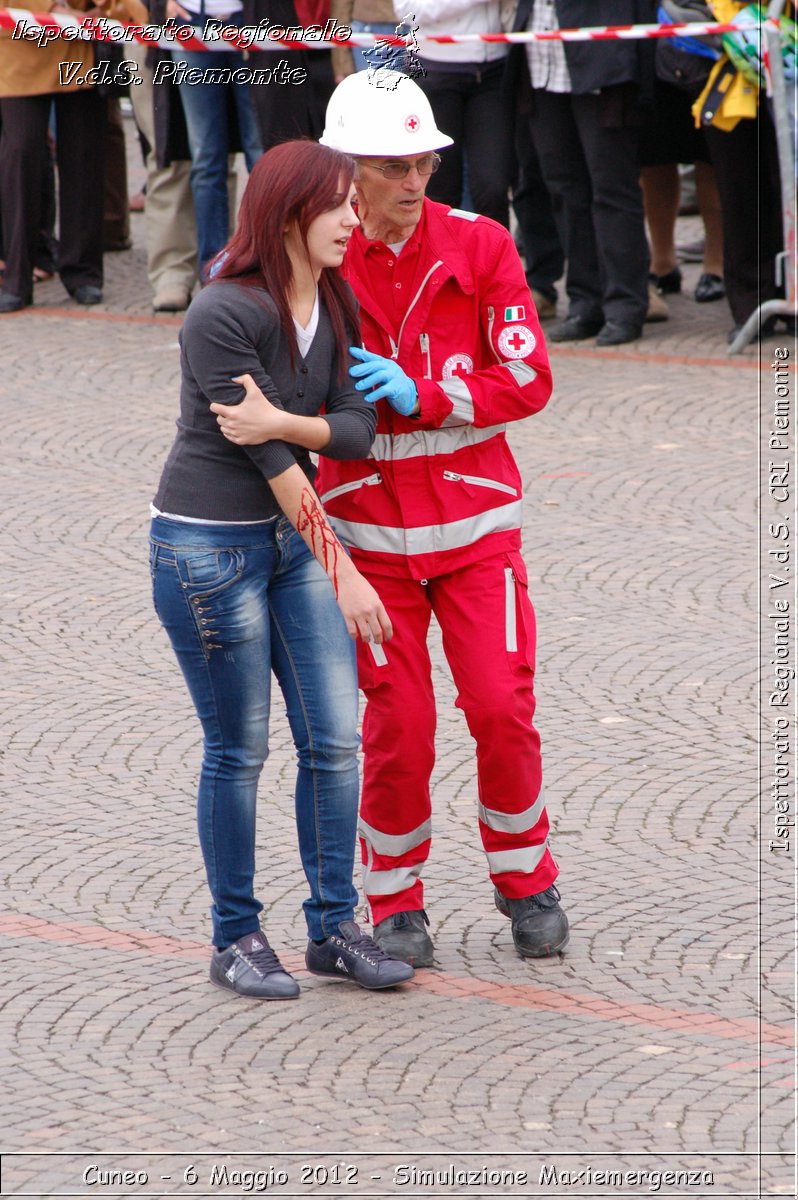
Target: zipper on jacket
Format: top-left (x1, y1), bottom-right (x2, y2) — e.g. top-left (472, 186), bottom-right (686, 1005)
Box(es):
top-left (443, 470), bottom-right (518, 497)
top-left (504, 567), bottom-right (517, 652)
top-left (396, 261), bottom-right (443, 354)
top-left (486, 306), bottom-right (503, 364)
top-left (420, 333), bottom-right (431, 379)
top-left (320, 473), bottom-right (382, 504)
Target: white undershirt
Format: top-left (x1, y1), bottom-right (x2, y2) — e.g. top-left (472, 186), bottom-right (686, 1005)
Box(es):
top-left (150, 505), bottom-right (277, 525)
top-left (293, 290), bottom-right (320, 357)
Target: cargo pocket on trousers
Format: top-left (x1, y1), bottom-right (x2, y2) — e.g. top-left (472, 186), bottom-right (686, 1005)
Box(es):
top-left (504, 552), bottom-right (536, 674)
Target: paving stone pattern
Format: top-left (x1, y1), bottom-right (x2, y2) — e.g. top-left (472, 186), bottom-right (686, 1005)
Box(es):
top-left (0, 117), bottom-right (793, 1199)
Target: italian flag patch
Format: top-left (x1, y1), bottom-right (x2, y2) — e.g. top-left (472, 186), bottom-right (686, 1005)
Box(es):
top-left (504, 305), bottom-right (525, 321)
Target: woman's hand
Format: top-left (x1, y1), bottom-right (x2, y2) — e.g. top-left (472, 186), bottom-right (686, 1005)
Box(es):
top-left (211, 373), bottom-right (287, 444)
top-left (212, 373), bottom-right (334, 452)
top-left (267, 465), bottom-right (393, 644)
top-left (335, 561), bottom-right (393, 644)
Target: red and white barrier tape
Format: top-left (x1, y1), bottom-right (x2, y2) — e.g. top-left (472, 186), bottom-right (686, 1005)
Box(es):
top-left (0, 10), bottom-right (767, 55)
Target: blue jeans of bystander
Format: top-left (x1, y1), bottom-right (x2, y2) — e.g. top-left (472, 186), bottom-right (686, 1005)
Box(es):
top-left (350, 21), bottom-right (400, 73)
top-left (171, 14), bottom-right (262, 273)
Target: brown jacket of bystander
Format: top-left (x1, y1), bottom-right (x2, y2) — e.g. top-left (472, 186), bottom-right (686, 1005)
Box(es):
top-left (0, 0), bottom-right (96, 98)
top-left (0, 0), bottom-right (148, 98)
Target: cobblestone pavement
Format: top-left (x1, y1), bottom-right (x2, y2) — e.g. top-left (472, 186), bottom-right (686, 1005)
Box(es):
top-left (0, 117), bottom-right (794, 1199)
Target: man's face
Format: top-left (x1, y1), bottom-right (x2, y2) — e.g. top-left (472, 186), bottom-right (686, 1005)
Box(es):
top-left (354, 153), bottom-right (439, 242)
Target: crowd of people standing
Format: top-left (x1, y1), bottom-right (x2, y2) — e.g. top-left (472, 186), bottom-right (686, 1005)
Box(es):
top-left (0, 1), bottom-right (794, 340)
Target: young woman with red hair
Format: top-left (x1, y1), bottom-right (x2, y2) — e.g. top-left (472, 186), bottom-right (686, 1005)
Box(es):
top-left (149, 140), bottom-right (413, 999)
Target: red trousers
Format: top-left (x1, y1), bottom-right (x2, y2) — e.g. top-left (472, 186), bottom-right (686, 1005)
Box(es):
top-left (356, 549), bottom-right (558, 922)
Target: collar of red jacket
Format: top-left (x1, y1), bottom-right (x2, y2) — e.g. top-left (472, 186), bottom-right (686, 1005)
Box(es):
top-left (346, 199), bottom-right (478, 297)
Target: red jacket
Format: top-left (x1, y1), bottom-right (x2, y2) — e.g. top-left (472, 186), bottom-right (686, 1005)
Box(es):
top-left (316, 199), bottom-right (553, 580)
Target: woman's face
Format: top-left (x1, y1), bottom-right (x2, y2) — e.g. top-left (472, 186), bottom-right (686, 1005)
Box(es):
top-left (288, 179), bottom-right (360, 277)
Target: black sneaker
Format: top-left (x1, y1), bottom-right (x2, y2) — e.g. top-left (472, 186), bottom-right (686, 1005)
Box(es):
top-left (495, 885), bottom-right (570, 958)
top-left (305, 919), bottom-right (415, 989)
top-left (373, 909), bottom-right (434, 967)
top-left (210, 931), bottom-right (300, 1000)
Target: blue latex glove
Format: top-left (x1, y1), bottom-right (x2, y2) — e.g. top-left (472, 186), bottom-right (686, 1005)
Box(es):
top-left (349, 346), bottom-right (418, 417)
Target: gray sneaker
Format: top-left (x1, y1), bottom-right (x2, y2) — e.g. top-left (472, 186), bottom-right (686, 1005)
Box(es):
top-left (305, 920), bottom-right (415, 989)
top-left (495, 885), bottom-right (569, 958)
top-left (210, 931), bottom-right (300, 999)
top-left (373, 909), bottom-right (434, 967)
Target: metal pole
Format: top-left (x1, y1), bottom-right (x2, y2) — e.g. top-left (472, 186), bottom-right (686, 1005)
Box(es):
top-left (728, 0), bottom-right (796, 353)
top-left (765, 0), bottom-right (796, 305)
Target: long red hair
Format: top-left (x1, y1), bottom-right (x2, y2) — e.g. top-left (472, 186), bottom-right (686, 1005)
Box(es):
top-left (209, 140), bottom-right (360, 374)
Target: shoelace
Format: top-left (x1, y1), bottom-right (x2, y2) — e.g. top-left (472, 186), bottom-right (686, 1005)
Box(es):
top-left (394, 910), bottom-right (429, 930)
top-left (530, 885), bottom-right (561, 910)
top-left (239, 941), bottom-right (286, 978)
top-left (338, 929), bottom-right (394, 965)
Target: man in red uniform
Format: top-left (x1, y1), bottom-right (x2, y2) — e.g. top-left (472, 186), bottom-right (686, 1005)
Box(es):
top-left (218, 71), bottom-right (569, 965)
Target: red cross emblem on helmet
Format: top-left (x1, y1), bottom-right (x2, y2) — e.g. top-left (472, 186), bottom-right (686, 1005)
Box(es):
top-left (404, 114), bottom-right (420, 132)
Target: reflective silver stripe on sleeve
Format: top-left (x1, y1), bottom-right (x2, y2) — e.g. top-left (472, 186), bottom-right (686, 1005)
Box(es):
top-left (332, 499), bottom-right (523, 557)
top-left (358, 817), bottom-right (432, 857)
top-left (370, 423), bottom-right (505, 462)
top-left (440, 377), bottom-right (475, 425)
top-left (486, 843), bottom-right (549, 876)
top-left (362, 863), bottom-right (424, 896)
top-left (478, 789), bottom-right (546, 835)
top-left (504, 360), bottom-right (538, 387)
top-left (447, 208), bottom-right (479, 222)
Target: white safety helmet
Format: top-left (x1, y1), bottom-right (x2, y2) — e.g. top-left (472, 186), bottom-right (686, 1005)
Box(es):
top-left (320, 70), bottom-right (453, 157)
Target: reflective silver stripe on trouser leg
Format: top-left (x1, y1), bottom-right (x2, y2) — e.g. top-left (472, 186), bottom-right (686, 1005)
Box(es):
top-left (478, 788), bottom-right (546, 835)
top-left (363, 863), bottom-right (426, 896)
top-left (359, 817), bottom-right (432, 897)
top-left (485, 844), bottom-right (550, 876)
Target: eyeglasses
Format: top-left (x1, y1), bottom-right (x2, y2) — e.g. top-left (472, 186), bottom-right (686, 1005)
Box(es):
top-left (359, 153), bottom-right (442, 180)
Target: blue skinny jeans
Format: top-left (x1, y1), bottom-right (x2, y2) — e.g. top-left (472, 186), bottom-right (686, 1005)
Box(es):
top-left (149, 514), bottom-right (360, 947)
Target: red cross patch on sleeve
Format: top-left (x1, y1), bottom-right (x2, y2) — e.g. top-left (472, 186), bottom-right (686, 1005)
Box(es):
top-left (442, 353), bottom-right (475, 378)
top-left (498, 324), bottom-right (536, 359)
